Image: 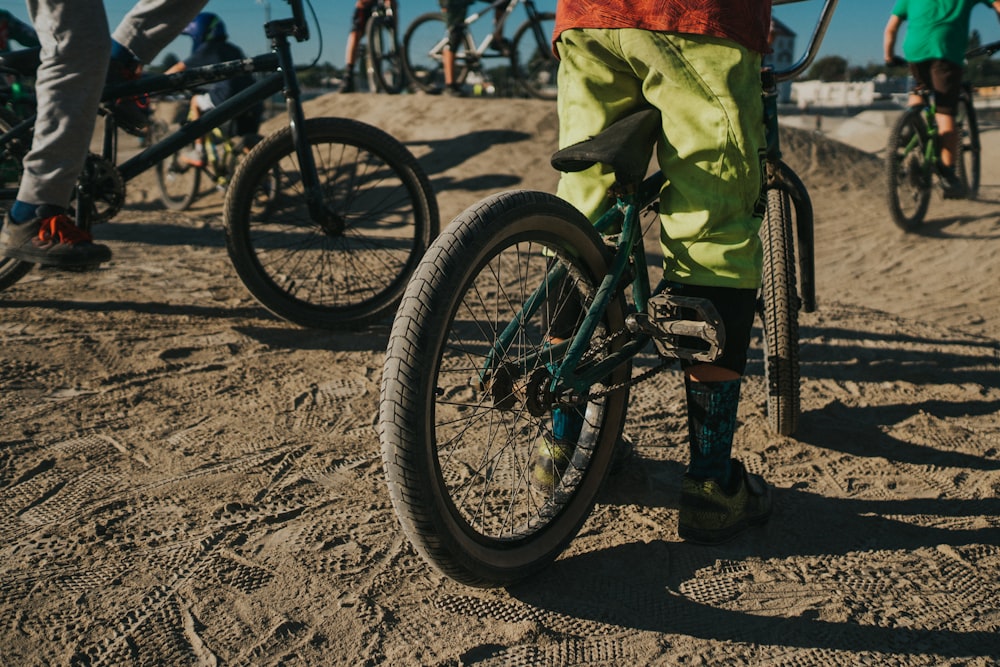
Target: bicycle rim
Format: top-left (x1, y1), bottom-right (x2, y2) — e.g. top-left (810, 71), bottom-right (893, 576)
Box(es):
top-left (367, 15), bottom-right (404, 94)
top-left (154, 124), bottom-right (202, 211)
top-left (223, 117), bottom-right (438, 329)
top-left (380, 190), bottom-right (630, 587)
top-left (512, 14), bottom-right (557, 101)
top-left (403, 13), bottom-right (473, 93)
top-left (759, 186), bottom-right (800, 436)
top-left (885, 109), bottom-right (931, 231)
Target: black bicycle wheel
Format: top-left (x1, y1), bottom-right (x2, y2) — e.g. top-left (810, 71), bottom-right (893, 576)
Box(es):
top-left (380, 190), bottom-right (631, 587)
top-left (511, 13), bottom-right (557, 101)
top-left (759, 185), bottom-right (800, 437)
top-left (223, 117), bottom-right (439, 329)
top-left (0, 106), bottom-right (33, 291)
top-left (154, 122), bottom-right (201, 211)
top-left (886, 107), bottom-right (932, 231)
top-left (403, 12), bottom-right (474, 93)
top-left (956, 93), bottom-right (980, 199)
top-left (366, 13), bottom-right (405, 94)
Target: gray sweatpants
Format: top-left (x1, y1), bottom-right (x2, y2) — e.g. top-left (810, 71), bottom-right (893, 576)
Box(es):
top-left (18, 0), bottom-right (207, 208)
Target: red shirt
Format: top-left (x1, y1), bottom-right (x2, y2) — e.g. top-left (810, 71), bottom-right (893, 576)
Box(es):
top-left (554, 0), bottom-right (773, 54)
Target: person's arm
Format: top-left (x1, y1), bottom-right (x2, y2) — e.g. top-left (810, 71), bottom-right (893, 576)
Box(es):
top-left (993, 0), bottom-right (1000, 25)
top-left (884, 14), bottom-right (902, 63)
top-left (164, 60), bottom-right (187, 75)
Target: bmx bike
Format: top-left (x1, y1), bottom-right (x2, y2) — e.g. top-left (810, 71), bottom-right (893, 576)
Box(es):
top-left (379, 0), bottom-right (835, 586)
top-left (402, 0), bottom-right (557, 99)
top-left (884, 41), bottom-right (1000, 232)
top-left (0, 0), bottom-right (439, 330)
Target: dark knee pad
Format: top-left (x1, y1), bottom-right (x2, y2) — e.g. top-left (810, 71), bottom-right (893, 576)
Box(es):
top-left (671, 283), bottom-right (757, 375)
top-left (447, 25), bottom-right (466, 51)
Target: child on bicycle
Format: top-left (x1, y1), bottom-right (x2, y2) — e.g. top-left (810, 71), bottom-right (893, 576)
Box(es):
top-left (884, 0), bottom-right (1000, 199)
top-left (439, 0), bottom-right (512, 96)
top-left (163, 12), bottom-right (261, 168)
top-left (340, 0), bottom-right (398, 94)
top-left (540, 0), bottom-right (774, 545)
top-left (0, 0), bottom-right (207, 269)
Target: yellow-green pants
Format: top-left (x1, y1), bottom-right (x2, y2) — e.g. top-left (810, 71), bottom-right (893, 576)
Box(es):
top-left (555, 29), bottom-right (766, 289)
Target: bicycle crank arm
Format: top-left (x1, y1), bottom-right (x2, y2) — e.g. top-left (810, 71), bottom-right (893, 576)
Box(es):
top-left (625, 293), bottom-right (724, 363)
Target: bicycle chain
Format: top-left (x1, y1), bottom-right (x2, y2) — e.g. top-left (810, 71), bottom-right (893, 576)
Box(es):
top-left (572, 325), bottom-right (676, 401)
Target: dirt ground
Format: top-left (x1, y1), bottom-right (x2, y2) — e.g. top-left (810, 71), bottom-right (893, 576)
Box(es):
top-left (1, 93), bottom-right (998, 666)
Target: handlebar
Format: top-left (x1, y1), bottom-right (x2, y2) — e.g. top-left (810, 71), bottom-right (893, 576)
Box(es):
top-left (771, 0), bottom-right (840, 83)
top-left (286, 0), bottom-right (309, 41)
top-left (966, 40), bottom-right (1000, 59)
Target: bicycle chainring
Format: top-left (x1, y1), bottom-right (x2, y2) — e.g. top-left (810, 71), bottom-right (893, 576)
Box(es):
top-left (72, 153), bottom-right (125, 225)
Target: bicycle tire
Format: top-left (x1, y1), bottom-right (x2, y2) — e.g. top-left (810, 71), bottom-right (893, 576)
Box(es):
top-left (380, 190), bottom-right (631, 587)
top-left (956, 93), bottom-right (980, 199)
top-left (223, 116), bottom-right (439, 330)
top-left (366, 13), bottom-right (405, 94)
top-left (403, 12), bottom-right (474, 94)
top-left (153, 122), bottom-right (201, 211)
top-left (511, 13), bottom-right (557, 101)
top-left (760, 185), bottom-right (800, 437)
top-left (885, 107), bottom-right (932, 231)
top-left (0, 106), bottom-right (33, 292)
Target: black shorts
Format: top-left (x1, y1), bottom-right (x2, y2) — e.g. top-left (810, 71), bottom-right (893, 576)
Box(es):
top-left (910, 59), bottom-right (963, 115)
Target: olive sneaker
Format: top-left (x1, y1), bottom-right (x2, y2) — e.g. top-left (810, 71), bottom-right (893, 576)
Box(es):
top-left (678, 459), bottom-right (772, 545)
top-left (0, 211), bottom-right (111, 267)
top-left (529, 432), bottom-right (635, 494)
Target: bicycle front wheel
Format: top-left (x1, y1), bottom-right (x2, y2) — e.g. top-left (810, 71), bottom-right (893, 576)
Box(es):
top-left (153, 123), bottom-right (201, 211)
top-left (0, 106), bottom-right (33, 292)
top-left (366, 13), bottom-right (405, 94)
top-left (956, 93), bottom-right (980, 199)
top-left (380, 190), bottom-right (631, 587)
top-left (224, 117), bottom-right (439, 329)
top-left (403, 12), bottom-right (474, 93)
top-left (511, 13), bottom-right (557, 101)
top-left (885, 108), bottom-right (932, 231)
top-left (759, 184), bottom-right (800, 437)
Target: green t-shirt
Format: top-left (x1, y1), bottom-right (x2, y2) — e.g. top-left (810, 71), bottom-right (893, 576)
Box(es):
top-left (892, 0), bottom-right (992, 64)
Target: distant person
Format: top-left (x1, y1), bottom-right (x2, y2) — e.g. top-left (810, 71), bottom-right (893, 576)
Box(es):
top-left (0, 9), bottom-right (39, 51)
top-left (340, 0), bottom-right (398, 93)
top-left (884, 0), bottom-right (1000, 198)
top-left (164, 12), bottom-right (260, 166)
top-left (439, 0), bottom-right (511, 96)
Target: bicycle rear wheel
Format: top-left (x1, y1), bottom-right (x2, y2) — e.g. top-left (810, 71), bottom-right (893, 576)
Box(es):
top-left (759, 184), bottom-right (800, 437)
top-left (886, 108), bottom-right (932, 231)
top-left (403, 12), bottom-right (474, 93)
top-left (367, 13), bottom-right (405, 94)
top-left (380, 190), bottom-right (631, 587)
top-left (223, 117), bottom-right (438, 330)
top-left (153, 122), bottom-right (201, 211)
top-left (956, 93), bottom-right (980, 199)
top-left (511, 13), bottom-right (557, 101)
top-left (0, 106), bottom-right (33, 291)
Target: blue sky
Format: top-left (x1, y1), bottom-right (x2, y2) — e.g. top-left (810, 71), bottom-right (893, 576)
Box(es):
top-left (3, 0), bottom-right (1000, 70)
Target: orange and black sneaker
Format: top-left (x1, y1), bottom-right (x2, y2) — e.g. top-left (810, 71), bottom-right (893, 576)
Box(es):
top-left (0, 208), bottom-right (111, 267)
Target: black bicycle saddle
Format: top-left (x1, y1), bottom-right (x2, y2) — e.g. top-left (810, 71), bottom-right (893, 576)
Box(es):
top-left (550, 107), bottom-right (660, 185)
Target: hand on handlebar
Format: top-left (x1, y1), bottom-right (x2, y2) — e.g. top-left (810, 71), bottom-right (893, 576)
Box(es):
top-left (885, 55), bottom-right (908, 68)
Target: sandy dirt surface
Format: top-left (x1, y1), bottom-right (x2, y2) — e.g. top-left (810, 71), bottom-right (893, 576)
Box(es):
top-left (1, 93), bottom-right (998, 666)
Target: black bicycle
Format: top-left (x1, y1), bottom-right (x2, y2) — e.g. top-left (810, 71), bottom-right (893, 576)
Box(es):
top-left (884, 41), bottom-right (999, 231)
top-left (379, 0), bottom-right (833, 586)
top-left (364, 0), bottom-right (406, 94)
top-left (402, 0), bottom-right (557, 99)
top-left (0, 0), bottom-right (439, 330)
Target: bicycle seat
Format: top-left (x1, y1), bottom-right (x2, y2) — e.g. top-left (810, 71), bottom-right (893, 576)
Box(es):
top-left (0, 47), bottom-right (40, 77)
top-left (550, 108), bottom-right (660, 185)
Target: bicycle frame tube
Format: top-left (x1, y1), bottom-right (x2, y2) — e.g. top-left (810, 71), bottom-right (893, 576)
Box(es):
top-left (117, 73), bottom-right (283, 182)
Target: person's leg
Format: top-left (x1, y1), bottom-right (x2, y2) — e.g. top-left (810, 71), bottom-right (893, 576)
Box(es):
top-left (111, 0), bottom-right (207, 64)
top-left (441, 0), bottom-right (468, 94)
top-left (0, 0), bottom-right (112, 265)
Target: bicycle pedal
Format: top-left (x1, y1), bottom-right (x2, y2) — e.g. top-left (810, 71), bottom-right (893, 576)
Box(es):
top-left (625, 293), bottom-right (724, 363)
